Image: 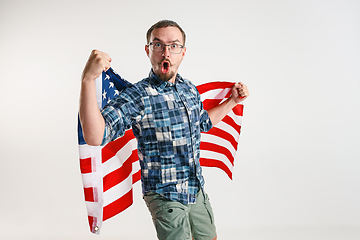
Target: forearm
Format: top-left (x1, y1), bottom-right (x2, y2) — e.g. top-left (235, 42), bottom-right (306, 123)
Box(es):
top-left (207, 98), bottom-right (237, 126)
top-left (79, 79), bottom-right (105, 146)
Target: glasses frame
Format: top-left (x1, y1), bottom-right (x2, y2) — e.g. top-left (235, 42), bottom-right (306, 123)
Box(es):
top-left (148, 42), bottom-right (185, 54)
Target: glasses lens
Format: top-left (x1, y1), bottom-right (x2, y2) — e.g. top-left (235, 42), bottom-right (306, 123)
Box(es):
top-left (150, 42), bottom-right (183, 54)
top-left (170, 44), bottom-right (182, 54)
top-left (151, 42), bottom-right (163, 52)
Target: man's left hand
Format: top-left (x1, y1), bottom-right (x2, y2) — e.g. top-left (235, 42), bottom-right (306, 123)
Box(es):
top-left (231, 82), bottom-right (249, 103)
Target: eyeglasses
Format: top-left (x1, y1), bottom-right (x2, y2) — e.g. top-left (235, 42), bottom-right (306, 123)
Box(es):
top-left (148, 42), bottom-right (184, 54)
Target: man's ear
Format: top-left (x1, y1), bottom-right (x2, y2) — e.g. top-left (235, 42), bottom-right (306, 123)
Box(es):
top-left (145, 45), bottom-right (150, 57)
top-left (181, 47), bottom-right (186, 58)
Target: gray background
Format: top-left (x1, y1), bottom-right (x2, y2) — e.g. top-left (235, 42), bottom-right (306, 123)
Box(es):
top-left (1, 0), bottom-right (359, 239)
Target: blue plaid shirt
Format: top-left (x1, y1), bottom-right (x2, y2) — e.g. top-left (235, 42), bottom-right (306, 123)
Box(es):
top-left (101, 70), bottom-right (212, 204)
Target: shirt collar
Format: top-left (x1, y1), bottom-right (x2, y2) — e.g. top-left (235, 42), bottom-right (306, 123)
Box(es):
top-left (149, 69), bottom-right (184, 90)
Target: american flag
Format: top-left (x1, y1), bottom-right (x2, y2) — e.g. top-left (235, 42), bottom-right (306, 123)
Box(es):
top-left (78, 68), bottom-right (244, 234)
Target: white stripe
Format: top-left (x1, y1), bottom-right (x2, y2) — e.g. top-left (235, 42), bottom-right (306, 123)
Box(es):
top-left (227, 109), bottom-right (243, 126)
top-left (213, 121), bottom-right (240, 141)
top-left (102, 138), bottom-right (137, 177)
top-left (200, 149), bottom-right (233, 171)
top-left (85, 201), bottom-right (100, 216)
top-left (81, 172), bottom-right (96, 188)
top-left (200, 133), bottom-right (236, 158)
top-left (79, 145), bottom-right (103, 159)
top-left (200, 88), bottom-right (231, 102)
top-left (103, 173), bottom-right (133, 206)
top-left (132, 160), bottom-right (141, 176)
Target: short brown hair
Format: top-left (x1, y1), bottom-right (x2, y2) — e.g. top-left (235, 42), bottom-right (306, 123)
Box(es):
top-left (146, 20), bottom-right (186, 45)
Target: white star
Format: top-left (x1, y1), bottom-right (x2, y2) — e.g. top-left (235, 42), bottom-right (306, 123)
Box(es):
top-left (107, 98), bottom-right (111, 104)
top-left (109, 82), bottom-right (114, 88)
top-left (104, 74), bottom-right (110, 80)
top-left (114, 90), bottom-right (119, 96)
top-left (102, 89), bottom-right (107, 100)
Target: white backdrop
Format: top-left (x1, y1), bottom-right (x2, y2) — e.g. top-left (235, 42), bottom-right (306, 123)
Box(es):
top-left (1, 0), bottom-right (359, 239)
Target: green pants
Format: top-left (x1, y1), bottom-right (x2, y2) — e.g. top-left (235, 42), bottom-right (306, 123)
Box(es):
top-left (144, 188), bottom-right (217, 240)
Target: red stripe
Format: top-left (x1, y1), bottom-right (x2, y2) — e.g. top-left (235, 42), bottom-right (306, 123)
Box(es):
top-left (203, 99), bottom-right (222, 111)
top-left (197, 81), bottom-right (234, 94)
top-left (199, 158), bottom-right (233, 179)
top-left (132, 169), bottom-right (141, 183)
top-left (87, 216), bottom-right (97, 233)
top-left (102, 130), bottom-right (136, 163)
top-left (233, 104), bottom-right (244, 116)
top-left (103, 150), bottom-right (138, 192)
top-left (200, 142), bottom-right (234, 165)
top-left (84, 187), bottom-right (95, 202)
top-left (80, 157), bottom-right (92, 174)
top-left (205, 127), bottom-right (239, 150)
top-left (222, 115), bottom-right (241, 135)
top-left (203, 96), bottom-right (244, 117)
top-left (202, 90), bottom-right (232, 110)
top-left (103, 188), bottom-right (133, 221)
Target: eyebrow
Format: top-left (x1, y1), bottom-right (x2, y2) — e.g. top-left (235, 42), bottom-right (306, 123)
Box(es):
top-left (152, 37), bottom-right (181, 43)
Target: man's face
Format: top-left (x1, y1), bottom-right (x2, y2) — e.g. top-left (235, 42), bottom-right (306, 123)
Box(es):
top-left (145, 26), bottom-right (186, 83)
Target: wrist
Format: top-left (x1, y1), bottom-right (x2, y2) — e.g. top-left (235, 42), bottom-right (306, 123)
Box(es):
top-left (228, 97), bottom-right (238, 108)
top-left (81, 74), bottom-right (97, 84)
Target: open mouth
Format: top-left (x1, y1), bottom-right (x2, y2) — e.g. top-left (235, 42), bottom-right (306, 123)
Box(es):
top-left (161, 60), bottom-right (170, 73)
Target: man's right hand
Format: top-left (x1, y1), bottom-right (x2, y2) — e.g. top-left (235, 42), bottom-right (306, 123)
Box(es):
top-left (81, 49), bottom-right (112, 82)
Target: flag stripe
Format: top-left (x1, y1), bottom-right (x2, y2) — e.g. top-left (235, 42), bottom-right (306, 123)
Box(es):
top-left (200, 149), bottom-right (234, 170)
top-left (103, 189), bottom-right (133, 221)
top-left (102, 130), bottom-right (135, 163)
top-left (103, 150), bottom-right (137, 192)
top-left (132, 169), bottom-right (141, 183)
top-left (203, 127), bottom-right (238, 151)
top-left (203, 98), bottom-right (230, 111)
top-left (103, 172), bottom-right (132, 206)
top-left (102, 138), bottom-right (137, 177)
top-left (88, 216), bottom-right (98, 233)
top-left (221, 115), bottom-right (241, 134)
top-left (200, 149), bottom-right (234, 169)
top-left (196, 81), bottom-right (235, 94)
top-left (200, 142), bottom-right (233, 165)
top-left (233, 104), bottom-right (244, 116)
top-left (199, 158), bottom-right (233, 180)
top-left (84, 187), bottom-right (95, 202)
top-left (200, 88), bottom-right (232, 101)
top-left (227, 110), bottom-right (243, 126)
top-left (80, 157), bottom-right (92, 174)
top-left (213, 120), bottom-right (240, 141)
top-left (81, 173), bottom-right (97, 188)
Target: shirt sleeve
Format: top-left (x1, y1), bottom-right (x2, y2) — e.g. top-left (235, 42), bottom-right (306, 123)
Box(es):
top-left (191, 82), bottom-right (212, 133)
top-left (100, 86), bottom-right (143, 146)
top-left (199, 99), bottom-right (212, 133)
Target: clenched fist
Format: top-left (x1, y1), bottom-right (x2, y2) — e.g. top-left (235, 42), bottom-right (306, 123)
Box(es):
top-left (231, 82), bottom-right (249, 103)
top-left (81, 49), bottom-right (112, 82)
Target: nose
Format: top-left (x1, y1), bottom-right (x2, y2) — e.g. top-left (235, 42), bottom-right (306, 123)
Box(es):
top-left (163, 45), bottom-right (171, 57)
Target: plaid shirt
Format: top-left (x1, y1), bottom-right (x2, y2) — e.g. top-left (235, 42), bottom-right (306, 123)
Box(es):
top-left (101, 70), bottom-right (212, 204)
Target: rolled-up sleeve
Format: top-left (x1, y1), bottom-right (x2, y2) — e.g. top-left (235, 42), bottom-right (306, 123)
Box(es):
top-left (199, 101), bottom-right (212, 133)
top-left (194, 87), bottom-right (212, 133)
top-left (100, 87), bottom-right (143, 146)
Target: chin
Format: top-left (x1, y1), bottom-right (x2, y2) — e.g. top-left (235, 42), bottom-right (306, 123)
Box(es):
top-left (156, 71), bottom-right (175, 82)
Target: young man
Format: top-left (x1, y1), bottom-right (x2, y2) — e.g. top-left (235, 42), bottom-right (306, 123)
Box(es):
top-left (79, 20), bottom-right (249, 240)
